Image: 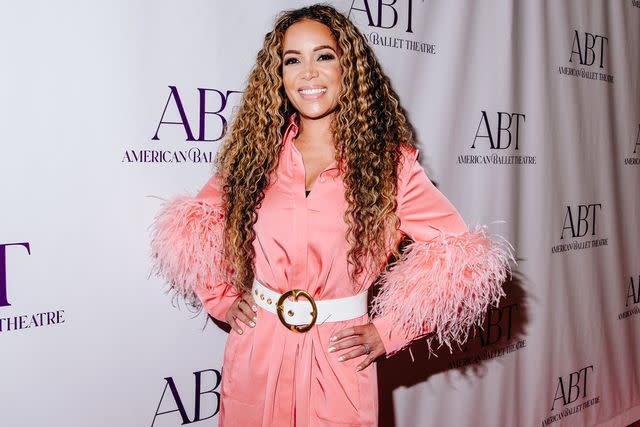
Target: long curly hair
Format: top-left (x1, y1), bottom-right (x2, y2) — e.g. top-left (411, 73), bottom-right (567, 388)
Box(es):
top-left (215, 3), bottom-right (416, 293)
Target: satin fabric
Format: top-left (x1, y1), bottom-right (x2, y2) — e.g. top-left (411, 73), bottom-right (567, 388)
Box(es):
top-left (193, 112), bottom-right (468, 426)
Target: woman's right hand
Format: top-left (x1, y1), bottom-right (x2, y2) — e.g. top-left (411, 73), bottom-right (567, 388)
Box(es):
top-left (225, 293), bottom-right (258, 334)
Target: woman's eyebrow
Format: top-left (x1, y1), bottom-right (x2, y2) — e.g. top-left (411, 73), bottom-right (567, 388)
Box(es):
top-left (283, 45), bottom-right (337, 56)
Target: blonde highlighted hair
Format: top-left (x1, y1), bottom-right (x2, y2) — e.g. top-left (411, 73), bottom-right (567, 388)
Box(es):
top-left (215, 3), bottom-right (416, 293)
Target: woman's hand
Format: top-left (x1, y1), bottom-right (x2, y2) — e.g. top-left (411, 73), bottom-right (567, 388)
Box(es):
top-left (225, 293), bottom-right (258, 334)
top-left (328, 323), bottom-right (386, 371)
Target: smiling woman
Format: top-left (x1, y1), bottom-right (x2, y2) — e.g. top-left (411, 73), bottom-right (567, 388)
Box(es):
top-left (150, 4), bottom-right (514, 427)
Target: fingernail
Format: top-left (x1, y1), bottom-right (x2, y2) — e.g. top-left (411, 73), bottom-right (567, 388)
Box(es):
top-left (330, 336), bottom-right (337, 342)
top-left (356, 365), bottom-right (362, 372)
top-left (327, 346), bottom-right (335, 353)
top-left (252, 305), bottom-right (257, 312)
top-left (338, 355), bottom-right (345, 362)
top-left (253, 316), bottom-right (257, 321)
top-left (249, 321), bottom-right (255, 327)
top-left (237, 329), bottom-right (243, 334)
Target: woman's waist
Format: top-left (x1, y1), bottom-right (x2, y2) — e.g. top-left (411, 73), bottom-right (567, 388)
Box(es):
top-left (251, 278), bottom-right (369, 332)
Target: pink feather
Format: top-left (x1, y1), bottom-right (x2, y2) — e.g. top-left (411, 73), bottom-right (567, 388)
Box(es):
top-left (149, 196), bottom-right (231, 309)
top-left (371, 225), bottom-right (515, 356)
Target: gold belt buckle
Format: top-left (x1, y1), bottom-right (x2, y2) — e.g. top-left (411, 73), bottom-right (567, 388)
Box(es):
top-left (276, 289), bottom-right (318, 333)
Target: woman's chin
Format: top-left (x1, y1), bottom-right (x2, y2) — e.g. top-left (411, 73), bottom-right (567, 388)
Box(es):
top-left (295, 106), bottom-right (337, 120)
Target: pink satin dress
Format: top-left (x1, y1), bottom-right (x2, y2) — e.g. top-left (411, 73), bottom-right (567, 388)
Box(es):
top-left (150, 112), bottom-right (512, 426)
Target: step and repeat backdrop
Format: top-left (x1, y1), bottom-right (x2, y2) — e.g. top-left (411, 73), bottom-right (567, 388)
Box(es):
top-left (1, 1), bottom-right (638, 426)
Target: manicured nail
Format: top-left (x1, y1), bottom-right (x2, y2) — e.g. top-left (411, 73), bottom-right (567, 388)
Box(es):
top-left (249, 321), bottom-right (255, 327)
top-left (338, 355), bottom-right (345, 361)
top-left (252, 316), bottom-right (257, 321)
top-left (356, 365), bottom-right (362, 372)
top-left (327, 346), bottom-right (335, 353)
top-left (252, 305), bottom-right (257, 312)
top-left (330, 336), bottom-right (337, 342)
top-left (237, 329), bottom-right (243, 334)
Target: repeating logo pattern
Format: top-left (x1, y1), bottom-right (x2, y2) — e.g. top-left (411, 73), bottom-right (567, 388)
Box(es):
top-left (0, 242), bottom-right (65, 333)
top-left (457, 110), bottom-right (536, 166)
top-left (558, 30), bottom-right (614, 83)
top-left (122, 86), bottom-right (242, 164)
top-left (542, 365), bottom-right (600, 426)
top-left (348, 0), bottom-right (436, 54)
top-left (551, 204), bottom-right (608, 254)
top-left (151, 369), bottom-right (222, 426)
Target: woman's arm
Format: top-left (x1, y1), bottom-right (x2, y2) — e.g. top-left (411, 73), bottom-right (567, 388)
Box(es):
top-left (150, 171), bottom-right (240, 322)
top-left (371, 146), bottom-right (514, 357)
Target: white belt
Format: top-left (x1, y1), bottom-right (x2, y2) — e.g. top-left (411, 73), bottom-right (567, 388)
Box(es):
top-left (251, 279), bottom-right (368, 332)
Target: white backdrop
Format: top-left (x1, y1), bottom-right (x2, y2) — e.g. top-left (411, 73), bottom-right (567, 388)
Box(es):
top-left (1, 1), bottom-right (638, 426)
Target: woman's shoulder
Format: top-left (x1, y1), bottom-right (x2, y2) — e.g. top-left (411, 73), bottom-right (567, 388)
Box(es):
top-left (398, 143), bottom-right (420, 178)
top-left (196, 169), bottom-right (225, 203)
top-left (399, 143), bottom-right (418, 160)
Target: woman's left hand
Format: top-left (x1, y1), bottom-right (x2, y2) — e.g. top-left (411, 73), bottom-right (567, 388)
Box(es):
top-left (328, 323), bottom-right (386, 371)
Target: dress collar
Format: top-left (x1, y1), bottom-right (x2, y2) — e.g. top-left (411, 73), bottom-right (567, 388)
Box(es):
top-left (288, 111), bottom-right (298, 126)
top-left (286, 112), bottom-right (299, 137)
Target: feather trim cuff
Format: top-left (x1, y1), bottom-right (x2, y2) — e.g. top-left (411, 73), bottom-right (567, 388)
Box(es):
top-left (149, 196), bottom-right (231, 310)
top-left (371, 225), bottom-right (515, 356)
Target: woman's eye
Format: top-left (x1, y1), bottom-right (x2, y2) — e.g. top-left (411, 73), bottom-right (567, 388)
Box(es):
top-left (318, 53), bottom-right (335, 61)
top-left (283, 53), bottom-right (335, 65)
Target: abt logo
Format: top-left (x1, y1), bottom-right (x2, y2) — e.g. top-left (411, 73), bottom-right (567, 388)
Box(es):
top-left (0, 242), bottom-right (31, 307)
top-left (471, 111), bottom-right (525, 150)
top-left (475, 303), bottom-right (517, 347)
top-left (627, 275), bottom-right (640, 307)
top-left (348, 0), bottom-right (422, 33)
top-left (151, 369), bottom-right (221, 426)
top-left (152, 86), bottom-right (242, 142)
top-left (569, 30), bottom-right (608, 68)
top-left (560, 204), bottom-right (602, 239)
top-left (551, 365), bottom-right (594, 410)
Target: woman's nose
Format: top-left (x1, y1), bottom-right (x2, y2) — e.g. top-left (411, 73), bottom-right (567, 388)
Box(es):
top-left (302, 61), bottom-right (318, 79)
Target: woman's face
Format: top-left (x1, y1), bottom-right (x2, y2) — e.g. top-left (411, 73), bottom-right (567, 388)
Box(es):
top-left (281, 19), bottom-right (342, 120)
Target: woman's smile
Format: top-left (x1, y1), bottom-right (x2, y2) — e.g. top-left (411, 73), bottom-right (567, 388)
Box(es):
top-left (298, 85), bottom-right (328, 98)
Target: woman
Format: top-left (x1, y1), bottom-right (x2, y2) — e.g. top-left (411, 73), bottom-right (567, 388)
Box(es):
top-left (150, 4), bottom-right (514, 426)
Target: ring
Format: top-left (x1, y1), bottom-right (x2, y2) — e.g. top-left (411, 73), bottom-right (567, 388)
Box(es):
top-left (362, 342), bottom-right (371, 354)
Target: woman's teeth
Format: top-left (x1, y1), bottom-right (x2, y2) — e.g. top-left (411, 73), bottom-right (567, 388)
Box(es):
top-left (299, 88), bottom-right (327, 95)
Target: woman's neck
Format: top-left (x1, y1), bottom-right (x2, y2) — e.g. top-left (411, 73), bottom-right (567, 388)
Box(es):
top-left (295, 112), bottom-right (336, 148)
